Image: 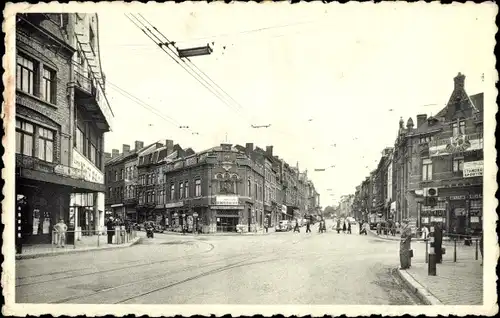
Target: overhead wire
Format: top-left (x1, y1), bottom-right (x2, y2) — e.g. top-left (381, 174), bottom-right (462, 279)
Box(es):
top-left (127, 14), bottom-right (252, 123)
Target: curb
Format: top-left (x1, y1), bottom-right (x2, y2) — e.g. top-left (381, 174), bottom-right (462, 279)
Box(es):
top-left (15, 237), bottom-right (142, 260)
top-left (394, 268), bottom-right (443, 305)
top-left (144, 231), bottom-right (278, 237)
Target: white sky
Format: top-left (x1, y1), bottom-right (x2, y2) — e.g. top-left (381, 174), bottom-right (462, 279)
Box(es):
top-left (96, 2), bottom-right (497, 207)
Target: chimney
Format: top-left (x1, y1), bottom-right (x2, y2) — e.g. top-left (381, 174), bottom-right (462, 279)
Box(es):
top-left (266, 145), bottom-right (273, 157)
top-left (165, 139), bottom-right (174, 155)
top-left (416, 114), bottom-right (427, 127)
top-left (245, 143), bottom-right (253, 156)
top-left (112, 149), bottom-right (119, 158)
top-left (104, 152), bottom-right (112, 162)
top-left (134, 140), bottom-right (144, 151)
top-left (454, 72), bottom-right (465, 90)
top-left (122, 144), bottom-right (131, 154)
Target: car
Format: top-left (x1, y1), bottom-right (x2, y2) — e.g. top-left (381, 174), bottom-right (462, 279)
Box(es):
top-left (275, 220), bottom-right (292, 232)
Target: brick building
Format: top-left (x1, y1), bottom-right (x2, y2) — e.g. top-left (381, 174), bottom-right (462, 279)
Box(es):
top-left (15, 13), bottom-right (112, 245)
top-left (352, 73), bottom-right (483, 235)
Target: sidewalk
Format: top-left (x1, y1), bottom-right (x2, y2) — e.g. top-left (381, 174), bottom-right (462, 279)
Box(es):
top-left (153, 227), bottom-right (278, 236)
top-left (395, 240), bottom-right (483, 305)
top-left (15, 236), bottom-right (141, 260)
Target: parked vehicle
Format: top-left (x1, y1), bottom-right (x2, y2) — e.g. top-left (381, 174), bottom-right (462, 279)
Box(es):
top-left (275, 220), bottom-right (292, 232)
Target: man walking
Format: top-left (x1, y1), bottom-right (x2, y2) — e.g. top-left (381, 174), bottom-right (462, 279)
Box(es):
top-left (294, 219), bottom-right (300, 233)
top-left (106, 217), bottom-right (115, 244)
top-left (305, 219), bottom-right (311, 233)
top-left (54, 218), bottom-right (68, 248)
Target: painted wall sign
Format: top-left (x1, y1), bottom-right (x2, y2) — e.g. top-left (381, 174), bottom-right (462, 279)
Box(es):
top-left (215, 195), bottom-right (239, 206)
top-left (72, 150), bottom-right (104, 184)
top-left (463, 160), bottom-right (483, 178)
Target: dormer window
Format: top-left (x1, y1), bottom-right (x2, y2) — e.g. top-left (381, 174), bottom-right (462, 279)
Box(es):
top-left (452, 119), bottom-right (466, 137)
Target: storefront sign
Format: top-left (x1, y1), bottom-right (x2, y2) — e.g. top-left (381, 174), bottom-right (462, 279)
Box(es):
top-left (470, 216), bottom-right (480, 223)
top-left (215, 195), bottom-right (239, 206)
top-left (211, 205), bottom-right (244, 210)
top-left (429, 136), bottom-right (483, 157)
top-left (450, 195), bottom-right (466, 201)
top-left (421, 217), bottom-right (429, 224)
top-left (72, 150), bottom-right (104, 184)
top-left (165, 201), bottom-right (183, 208)
top-left (430, 216), bottom-right (444, 223)
top-left (463, 160), bottom-right (483, 178)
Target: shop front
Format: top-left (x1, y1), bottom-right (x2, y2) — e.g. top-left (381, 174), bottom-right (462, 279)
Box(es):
top-left (419, 198), bottom-right (447, 231)
top-left (211, 195), bottom-right (244, 233)
top-left (165, 201), bottom-right (184, 231)
top-left (447, 192), bottom-right (483, 235)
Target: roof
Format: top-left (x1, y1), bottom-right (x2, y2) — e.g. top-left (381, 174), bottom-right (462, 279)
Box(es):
top-left (105, 142), bottom-right (157, 166)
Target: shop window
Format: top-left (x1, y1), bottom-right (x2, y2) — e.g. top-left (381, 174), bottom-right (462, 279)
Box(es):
top-left (195, 179), bottom-right (202, 197)
top-left (15, 118), bottom-right (34, 156)
top-left (453, 157), bottom-right (464, 172)
top-left (41, 66), bottom-right (56, 104)
top-left (422, 158), bottom-right (433, 181)
top-left (16, 54), bottom-right (36, 95)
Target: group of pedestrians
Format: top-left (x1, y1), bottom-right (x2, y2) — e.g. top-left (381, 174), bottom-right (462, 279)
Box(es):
top-left (292, 218), bottom-right (326, 233)
top-left (335, 218), bottom-right (352, 234)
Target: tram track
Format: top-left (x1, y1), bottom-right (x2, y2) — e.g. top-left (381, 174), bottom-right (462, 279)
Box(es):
top-left (16, 240), bottom-right (215, 287)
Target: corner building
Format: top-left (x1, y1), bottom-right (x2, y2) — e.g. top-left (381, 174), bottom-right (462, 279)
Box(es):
top-left (15, 13), bottom-right (112, 245)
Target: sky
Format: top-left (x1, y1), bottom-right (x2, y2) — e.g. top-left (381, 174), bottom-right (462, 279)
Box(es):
top-left (95, 2), bottom-right (497, 207)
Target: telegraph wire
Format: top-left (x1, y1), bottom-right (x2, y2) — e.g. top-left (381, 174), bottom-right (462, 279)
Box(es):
top-left (127, 14), bottom-right (251, 123)
top-left (136, 14), bottom-right (252, 119)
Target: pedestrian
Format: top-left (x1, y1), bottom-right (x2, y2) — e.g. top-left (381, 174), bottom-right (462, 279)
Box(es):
top-left (294, 219), bottom-right (300, 233)
top-left (347, 221), bottom-right (351, 234)
top-left (305, 219), bottom-right (311, 233)
top-left (376, 222), bottom-right (381, 235)
top-left (434, 222), bottom-right (443, 264)
top-left (54, 218), bottom-right (68, 248)
top-left (391, 222), bottom-right (397, 236)
top-left (420, 225), bottom-right (429, 240)
top-left (399, 219), bottom-right (413, 269)
top-left (342, 220), bottom-right (346, 233)
top-left (264, 217), bottom-right (269, 233)
top-left (336, 219), bottom-right (341, 234)
top-left (106, 217), bottom-right (115, 244)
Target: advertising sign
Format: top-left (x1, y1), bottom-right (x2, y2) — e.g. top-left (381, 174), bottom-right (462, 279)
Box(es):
top-left (281, 205), bottom-right (287, 214)
top-left (463, 160), bottom-right (483, 178)
top-left (429, 136), bottom-right (483, 157)
top-left (215, 195), bottom-right (239, 206)
top-left (72, 150), bottom-right (104, 184)
top-left (165, 201), bottom-right (183, 209)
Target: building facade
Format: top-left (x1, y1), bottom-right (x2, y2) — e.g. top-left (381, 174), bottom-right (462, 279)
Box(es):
top-left (351, 73), bottom-right (483, 235)
top-left (15, 13), bottom-right (112, 245)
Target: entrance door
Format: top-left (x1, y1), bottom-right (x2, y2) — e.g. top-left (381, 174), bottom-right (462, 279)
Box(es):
top-left (217, 217), bottom-right (238, 232)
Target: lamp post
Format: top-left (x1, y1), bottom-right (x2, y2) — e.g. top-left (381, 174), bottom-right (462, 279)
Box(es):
top-left (193, 212), bottom-right (199, 234)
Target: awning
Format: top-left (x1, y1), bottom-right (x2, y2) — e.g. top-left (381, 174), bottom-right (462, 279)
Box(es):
top-left (19, 168), bottom-right (105, 192)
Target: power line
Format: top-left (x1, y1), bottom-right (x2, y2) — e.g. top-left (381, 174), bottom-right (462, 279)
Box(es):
top-left (126, 14), bottom-right (251, 123)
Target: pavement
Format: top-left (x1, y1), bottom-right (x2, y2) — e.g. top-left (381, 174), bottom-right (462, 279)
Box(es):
top-left (14, 220), bottom-right (483, 306)
top-left (15, 236), bottom-right (141, 260)
top-left (367, 226), bottom-right (483, 305)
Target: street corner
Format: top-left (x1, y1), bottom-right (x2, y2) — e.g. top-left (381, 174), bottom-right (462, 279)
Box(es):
top-left (394, 267), bottom-right (443, 306)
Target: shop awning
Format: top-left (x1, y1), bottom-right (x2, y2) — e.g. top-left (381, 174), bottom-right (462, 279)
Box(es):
top-left (19, 168), bottom-right (105, 192)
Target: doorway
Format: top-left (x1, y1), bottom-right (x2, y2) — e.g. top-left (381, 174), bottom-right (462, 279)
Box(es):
top-left (216, 216), bottom-right (238, 232)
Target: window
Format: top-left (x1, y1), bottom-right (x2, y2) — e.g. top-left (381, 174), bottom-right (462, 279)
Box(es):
top-left (37, 127), bottom-right (54, 162)
top-left (195, 179), bottom-right (202, 197)
top-left (151, 191), bottom-right (155, 204)
top-left (76, 128), bottom-right (84, 153)
top-left (170, 184), bottom-right (175, 200)
top-left (41, 66), bottom-right (56, 103)
top-left (159, 191), bottom-right (164, 204)
top-left (133, 165), bottom-right (137, 178)
top-left (422, 159), bottom-right (433, 181)
top-left (453, 158), bottom-right (464, 172)
top-left (108, 187), bottom-right (112, 197)
top-left (185, 181), bottom-right (189, 198)
top-left (179, 182), bottom-right (184, 199)
top-left (248, 180), bottom-right (251, 197)
top-left (452, 120), bottom-right (466, 137)
top-left (16, 55), bottom-right (35, 94)
top-left (15, 119), bottom-right (34, 156)
top-left (120, 169), bottom-right (124, 180)
top-left (114, 171), bottom-right (118, 181)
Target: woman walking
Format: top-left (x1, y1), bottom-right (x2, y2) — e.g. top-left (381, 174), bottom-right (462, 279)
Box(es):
top-left (342, 220), bottom-right (347, 233)
top-left (347, 221), bottom-right (352, 234)
top-left (336, 219), bottom-right (341, 234)
top-left (399, 219), bottom-right (412, 269)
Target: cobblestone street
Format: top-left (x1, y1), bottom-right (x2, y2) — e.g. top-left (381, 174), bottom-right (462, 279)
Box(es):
top-left (16, 222), bottom-right (419, 305)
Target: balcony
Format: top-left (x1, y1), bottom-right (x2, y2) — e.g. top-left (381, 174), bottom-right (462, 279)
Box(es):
top-left (72, 69), bottom-right (113, 132)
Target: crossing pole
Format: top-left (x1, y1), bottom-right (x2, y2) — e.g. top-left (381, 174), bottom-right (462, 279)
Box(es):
top-left (428, 234), bottom-right (437, 276)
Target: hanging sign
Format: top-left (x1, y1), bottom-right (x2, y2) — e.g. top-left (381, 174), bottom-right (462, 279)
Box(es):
top-left (463, 160), bottom-right (483, 178)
